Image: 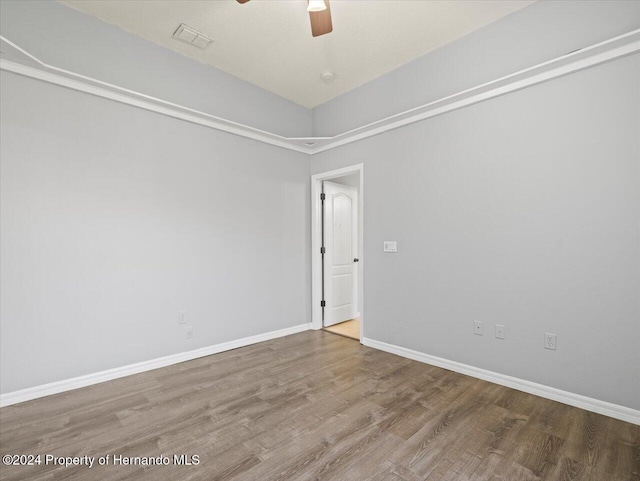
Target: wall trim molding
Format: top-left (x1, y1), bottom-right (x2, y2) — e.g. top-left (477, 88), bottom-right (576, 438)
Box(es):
top-left (0, 36), bottom-right (311, 154)
top-left (0, 323), bottom-right (312, 408)
top-left (2, 29), bottom-right (639, 155)
top-left (363, 337), bottom-right (640, 426)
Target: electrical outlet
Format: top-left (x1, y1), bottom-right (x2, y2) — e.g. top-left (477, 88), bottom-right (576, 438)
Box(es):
top-left (474, 321), bottom-right (484, 336)
top-left (544, 332), bottom-right (556, 350)
top-left (495, 324), bottom-right (505, 340)
top-left (186, 325), bottom-right (193, 339)
top-left (178, 311), bottom-right (187, 324)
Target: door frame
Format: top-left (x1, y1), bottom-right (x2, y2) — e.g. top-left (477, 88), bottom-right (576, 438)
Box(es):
top-left (311, 164), bottom-right (364, 341)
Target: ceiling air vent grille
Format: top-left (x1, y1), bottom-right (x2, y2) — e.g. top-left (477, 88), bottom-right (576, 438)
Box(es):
top-left (172, 24), bottom-right (213, 50)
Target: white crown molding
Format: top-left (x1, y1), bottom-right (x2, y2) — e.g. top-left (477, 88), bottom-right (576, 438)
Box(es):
top-left (311, 28), bottom-right (640, 154)
top-left (363, 337), bottom-right (640, 426)
top-left (0, 36), bottom-right (312, 154)
top-left (1, 29), bottom-right (639, 155)
top-left (0, 323), bottom-right (312, 407)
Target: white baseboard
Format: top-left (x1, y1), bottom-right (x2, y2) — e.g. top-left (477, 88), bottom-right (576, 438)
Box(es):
top-left (362, 337), bottom-right (640, 426)
top-left (0, 323), bottom-right (312, 408)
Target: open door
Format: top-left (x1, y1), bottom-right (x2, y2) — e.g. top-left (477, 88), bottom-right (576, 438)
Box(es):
top-left (322, 181), bottom-right (358, 327)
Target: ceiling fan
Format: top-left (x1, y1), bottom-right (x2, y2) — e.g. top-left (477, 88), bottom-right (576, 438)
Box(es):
top-left (236, 0), bottom-right (333, 37)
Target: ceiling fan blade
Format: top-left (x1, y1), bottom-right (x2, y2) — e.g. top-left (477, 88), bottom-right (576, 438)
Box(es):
top-left (236, 0), bottom-right (250, 4)
top-left (309, 0), bottom-right (333, 37)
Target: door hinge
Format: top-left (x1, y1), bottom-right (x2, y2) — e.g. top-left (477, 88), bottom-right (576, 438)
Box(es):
top-left (320, 193), bottom-right (326, 201)
top-left (320, 247), bottom-right (326, 255)
top-left (320, 300), bottom-right (326, 307)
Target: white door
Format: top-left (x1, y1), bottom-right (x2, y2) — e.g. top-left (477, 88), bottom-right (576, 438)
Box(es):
top-left (323, 181), bottom-right (358, 327)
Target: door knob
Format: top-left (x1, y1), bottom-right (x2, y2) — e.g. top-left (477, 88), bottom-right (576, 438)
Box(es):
top-left (353, 258), bottom-right (359, 262)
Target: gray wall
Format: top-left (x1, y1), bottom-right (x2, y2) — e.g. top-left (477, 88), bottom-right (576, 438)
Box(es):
top-left (0, 0), bottom-right (312, 138)
top-left (311, 53), bottom-right (640, 410)
top-left (312, 0), bottom-right (640, 136)
top-left (2, 0), bottom-right (639, 414)
top-left (0, 70), bottom-right (310, 394)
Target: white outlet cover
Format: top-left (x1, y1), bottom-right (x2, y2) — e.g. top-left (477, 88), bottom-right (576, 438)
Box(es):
top-left (544, 332), bottom-right (556, 350)
top-left (383, 241), bottom-right (398, 253)
top-left (474, 321), bottom-right (484, 336)
top-left (495, 324), bottom-right (505, 339)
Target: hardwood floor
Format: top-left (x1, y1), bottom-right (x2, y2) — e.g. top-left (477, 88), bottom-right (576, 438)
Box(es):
top-left (0, 330), bottom-right (637, 481)
top-left (323, 318), bottom-right (360, 340)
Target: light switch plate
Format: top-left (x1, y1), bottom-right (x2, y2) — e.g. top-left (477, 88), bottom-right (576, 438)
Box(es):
top-left (383, 241), bottom-right (398, 253)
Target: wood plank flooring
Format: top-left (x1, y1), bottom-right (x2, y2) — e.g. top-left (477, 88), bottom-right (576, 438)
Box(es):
top-left (323, 318), bottom-right (360, 340)
top-left (0, 330), bottom-right (638, 481)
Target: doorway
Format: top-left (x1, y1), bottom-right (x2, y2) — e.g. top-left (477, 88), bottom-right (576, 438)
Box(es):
top-left (311, 164), bottom-right (364, 342)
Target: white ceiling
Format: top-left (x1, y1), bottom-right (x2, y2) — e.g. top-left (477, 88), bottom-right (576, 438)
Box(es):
top-left (60, 0), bottom-right (535, 109)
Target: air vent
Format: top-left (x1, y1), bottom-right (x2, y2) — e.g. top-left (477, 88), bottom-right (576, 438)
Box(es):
top-left (173, 24), bottom-right (213, 50)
